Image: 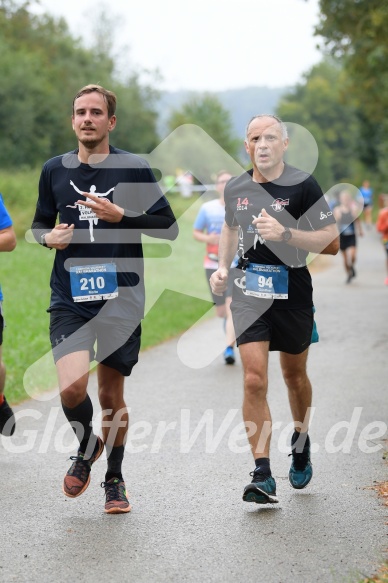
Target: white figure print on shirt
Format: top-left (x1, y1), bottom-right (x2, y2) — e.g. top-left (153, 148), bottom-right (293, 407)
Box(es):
top-left (66, 180), bottom-right (115, 242)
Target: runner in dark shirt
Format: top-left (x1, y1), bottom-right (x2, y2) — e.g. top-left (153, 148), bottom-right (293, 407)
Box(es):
top-left (333, 189), bottom-right (363, 283)
top-left (210, 114), bottom-right (339, 505)
top-left (32, 84), bottom-right (178, 514)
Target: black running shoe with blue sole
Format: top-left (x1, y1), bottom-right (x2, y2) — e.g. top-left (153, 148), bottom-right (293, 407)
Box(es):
top-left (289, 439), bottom-right (313, 489)
top-left (243, 469), bottom-right (279, 504)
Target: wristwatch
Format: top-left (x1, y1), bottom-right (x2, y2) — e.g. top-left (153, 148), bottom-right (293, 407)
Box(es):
top-left (40, 233), bottom-right (48, 247)
top-left (281, 227), bottom-right (292, 243)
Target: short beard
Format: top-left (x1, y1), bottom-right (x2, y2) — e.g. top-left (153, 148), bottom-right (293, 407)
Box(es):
top-left (78, 136), bottom-right (104, 150)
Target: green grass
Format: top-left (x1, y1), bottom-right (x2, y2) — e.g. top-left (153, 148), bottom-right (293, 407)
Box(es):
top-left (0, 168), bottom-right (41, 239)
top-left (2, 240), bottom-right (52, 402)
top-left (142, 193), bottom-right (216, 348)
top-left (1, 176), bottom-right (217, 405)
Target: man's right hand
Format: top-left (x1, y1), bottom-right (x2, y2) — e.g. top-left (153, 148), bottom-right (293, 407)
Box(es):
top-left (45, 223), bottom-right (75, 250)
top-left (209, 267), bottom-right (229, 296)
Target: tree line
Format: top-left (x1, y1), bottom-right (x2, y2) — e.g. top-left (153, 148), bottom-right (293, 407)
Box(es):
top-left (278, 0), bottom-right (388, 194)
top-left (0, 0), bottom-right (162, 167)
top-left (1, 0), bottom-right (387, 197)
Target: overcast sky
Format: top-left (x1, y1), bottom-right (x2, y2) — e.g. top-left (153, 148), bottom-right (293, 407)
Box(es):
top-left (35, 0), bottom-right (323, 92)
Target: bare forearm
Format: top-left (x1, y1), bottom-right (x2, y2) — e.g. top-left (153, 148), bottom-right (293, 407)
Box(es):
top-left (0, 228), bottom-right (17, 252)
top-left (218, 223), bottom-right (239, 271)
top-left (193, 230), bottom-right (210, 243)
top-left (254, 212), bottom-right (339, 256)
top-left (320, 236), bottom-right (340, 255)
top-left (287, 225), bottom-right (339, 255)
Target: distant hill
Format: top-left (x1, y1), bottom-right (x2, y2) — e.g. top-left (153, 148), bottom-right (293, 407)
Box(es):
top-left (156, 86), bottom-right (291, 139)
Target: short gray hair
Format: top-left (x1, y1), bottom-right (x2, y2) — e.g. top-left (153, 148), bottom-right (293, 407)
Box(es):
top-left (245, 114), bottom-right (288, 141)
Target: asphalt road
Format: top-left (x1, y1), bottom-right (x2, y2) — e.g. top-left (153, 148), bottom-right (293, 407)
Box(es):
top-left (1, 227), bottom-right (387, 583)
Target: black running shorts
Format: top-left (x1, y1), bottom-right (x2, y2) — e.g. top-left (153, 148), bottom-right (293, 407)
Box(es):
top-left (231, 301), bottom-right (315, 354)
top-left (340, 234), bottom-right (356, 251)
top-left (49, 309), bottom-right (141, 376)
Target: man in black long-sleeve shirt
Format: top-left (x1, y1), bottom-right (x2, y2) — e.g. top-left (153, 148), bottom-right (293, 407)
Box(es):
top-left (31, 84), bottom-right (178, 514)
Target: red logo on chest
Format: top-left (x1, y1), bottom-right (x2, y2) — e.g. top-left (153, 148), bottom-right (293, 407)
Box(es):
top-left (271, 198), bottom-right (289, 212)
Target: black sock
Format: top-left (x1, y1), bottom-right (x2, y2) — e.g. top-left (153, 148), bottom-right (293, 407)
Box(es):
top-left (105, 444), bottom-right (125, 482)
top-left (105, 472), bottom-right (124, 483)
top-left (291, 430), bottom-right (310, 453)
top-left (62, 395), bottom-right (97, 457)
top-left (254, 457), bottom-right (271, 476)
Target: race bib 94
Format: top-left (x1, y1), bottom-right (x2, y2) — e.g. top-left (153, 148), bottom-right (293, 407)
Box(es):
top-left (245, 263), bottom-right (288, 299)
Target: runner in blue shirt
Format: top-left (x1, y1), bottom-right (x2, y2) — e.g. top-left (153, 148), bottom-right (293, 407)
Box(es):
top-left (193, 171), bottom-right (237, 364)
top-left (359, 179), bottom-right (373, 227)
top-left (333, 189), bottom-right (363, 283)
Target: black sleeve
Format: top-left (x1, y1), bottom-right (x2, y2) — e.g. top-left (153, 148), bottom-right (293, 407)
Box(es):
top-left (31, 208), bottom-right (57, 244)
top-left (301, 176), bottom-right (337, 230)
top-left (119, 205), bottom-right (179, 241)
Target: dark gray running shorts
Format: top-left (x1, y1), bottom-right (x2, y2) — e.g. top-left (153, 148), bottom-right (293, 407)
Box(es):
top-left (231, 301), bottom-right (316, 354)
top-left (49, 309), bottom-right (141, 376)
